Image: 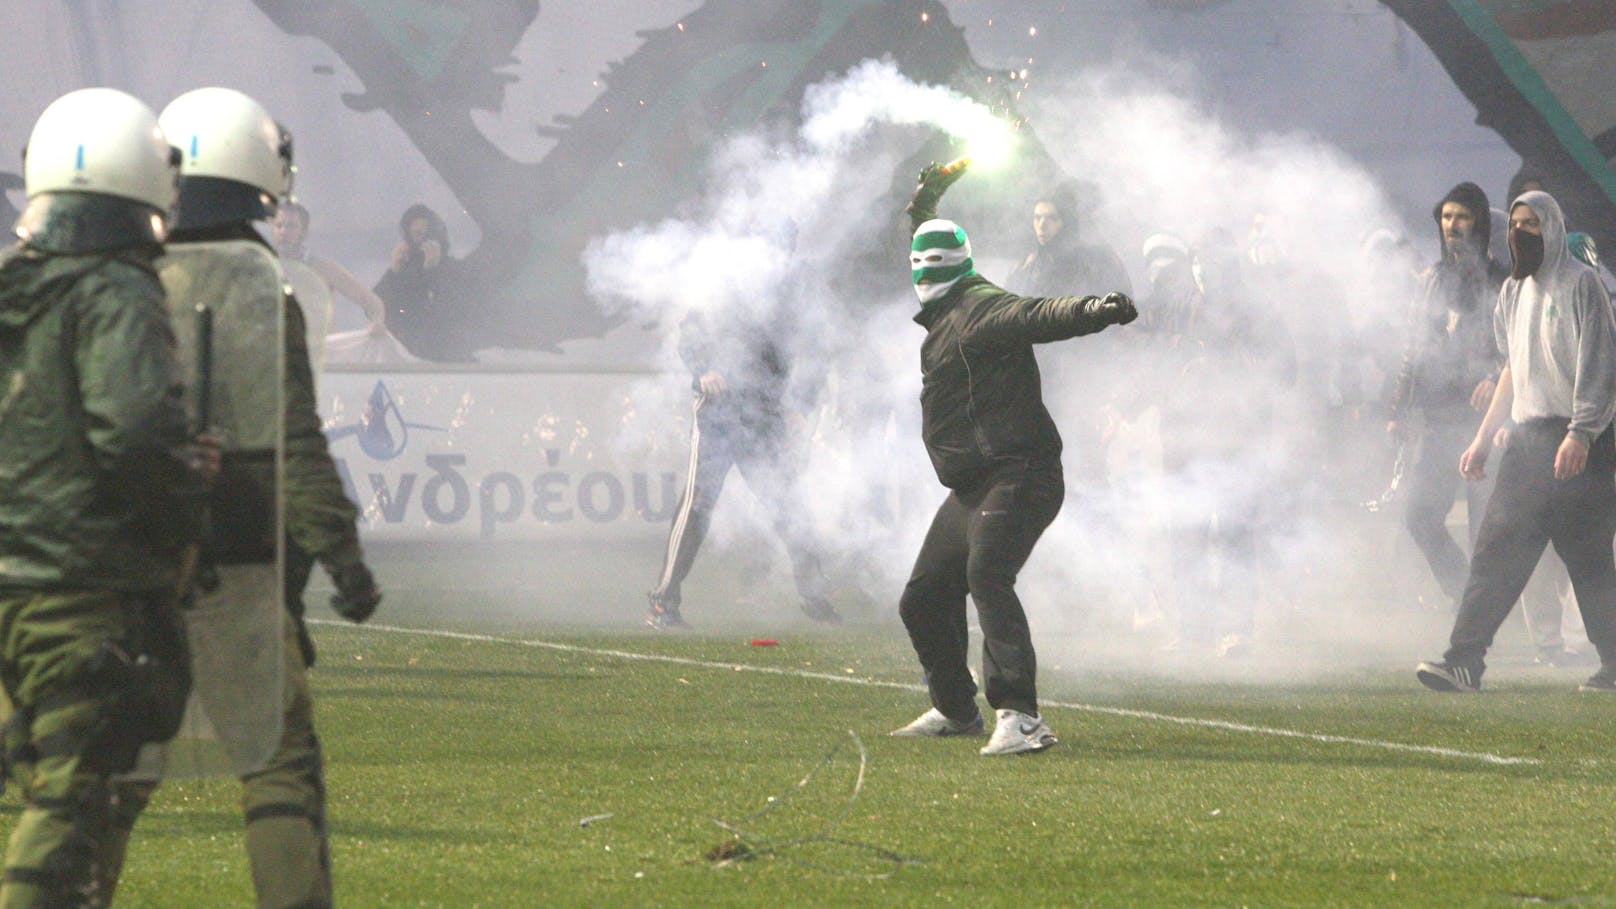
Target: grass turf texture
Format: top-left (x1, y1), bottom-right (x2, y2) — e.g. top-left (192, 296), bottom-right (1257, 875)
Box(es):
top-left (12, 615), bottom-right (1611, 908)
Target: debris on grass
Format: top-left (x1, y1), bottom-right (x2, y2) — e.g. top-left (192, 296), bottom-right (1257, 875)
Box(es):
top-left (705, 838), bottom-right (755, 865)
top-left (707, 730), bottom-right (924, 878)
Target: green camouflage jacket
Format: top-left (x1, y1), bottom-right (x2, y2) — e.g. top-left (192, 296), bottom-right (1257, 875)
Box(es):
top-left (0, 244), bottom-right (204, 592)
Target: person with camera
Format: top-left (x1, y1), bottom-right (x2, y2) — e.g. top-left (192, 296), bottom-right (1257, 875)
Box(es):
top-left (372, 203), bottom-right (473, 361)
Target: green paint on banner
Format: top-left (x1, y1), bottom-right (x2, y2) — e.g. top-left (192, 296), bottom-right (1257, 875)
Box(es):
top-left (351, 0), bottom-right (468, 83)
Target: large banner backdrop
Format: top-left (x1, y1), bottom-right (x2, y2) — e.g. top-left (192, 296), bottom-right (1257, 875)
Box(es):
top-left (10, 1), bottom-right (1609, 362)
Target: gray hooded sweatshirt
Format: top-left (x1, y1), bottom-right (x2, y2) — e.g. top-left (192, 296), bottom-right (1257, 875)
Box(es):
top-left (1496, 190), bottom-right (1616, 442)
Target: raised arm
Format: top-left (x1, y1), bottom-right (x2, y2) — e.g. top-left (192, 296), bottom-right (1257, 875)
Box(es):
top-left (312, 257), bottom-right (388, 333)
top-left (905, 159), bottom-right (970, 236)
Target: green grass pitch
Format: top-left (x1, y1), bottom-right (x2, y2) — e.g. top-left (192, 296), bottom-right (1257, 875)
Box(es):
top-left (30, 596), bottom-right (1614, 908)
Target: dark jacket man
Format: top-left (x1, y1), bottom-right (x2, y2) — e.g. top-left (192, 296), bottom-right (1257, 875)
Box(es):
top-left (891, 161), bottom-right (1134, 757)
top-left (645, 249), bottom-right (836, 629)
top-left (1387, 181), bottom-right (1507, 603)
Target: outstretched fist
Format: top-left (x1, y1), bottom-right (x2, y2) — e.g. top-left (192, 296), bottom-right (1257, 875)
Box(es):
top-left (1087, 292), bottom-right (1137, 326)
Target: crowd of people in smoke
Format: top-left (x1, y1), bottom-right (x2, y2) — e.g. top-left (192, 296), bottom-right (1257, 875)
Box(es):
top-left (123, 128), bottom-right (1616, 688)
top-left (5, 68), bottom-right (1616, 909)
top-left (604, 145), bottom-right (1616, 702)
top-left (988, 166), bottom-right (1609, 679)
top-left (37, 126), bottom-right (1596, 689)
top-left (603, 140), bottom-right (1616, 754)
top-left (264, 115), bottom-right (1616, 706)
top-left (930, 166), bottom-right (1615, 695)
top-left (990, 188), bottom-right (1300, 660)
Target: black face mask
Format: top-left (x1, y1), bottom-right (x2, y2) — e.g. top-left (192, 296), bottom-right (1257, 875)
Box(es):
top-left (1510, 227), bottom-right (1544, 280)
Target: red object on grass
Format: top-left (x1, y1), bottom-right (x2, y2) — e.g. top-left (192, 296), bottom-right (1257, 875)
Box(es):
top-left (750, 638), bottom-right (780, 647)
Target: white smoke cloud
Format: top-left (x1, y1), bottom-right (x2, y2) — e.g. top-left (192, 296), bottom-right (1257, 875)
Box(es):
top-left (583, 60), bottom-right (976, 584)
top-left (1016, 57), bottom-right (1452, 678)
top-left (583, 59), bottom-right (1003, 323)
top-left (587, 53), bottom-right (1458, 680)
top-left (799, 59), bottom-right (1015, 165)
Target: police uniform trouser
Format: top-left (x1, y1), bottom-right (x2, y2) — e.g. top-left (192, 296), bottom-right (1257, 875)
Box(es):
top-left (0, 590), bottom-right (144, 909)
top-left (241, 610), bottom-right (330, 909)
top-left (899, 462), bottom-right (1064, 719)
top-left (1446, 419), bottom-right (1616, 668)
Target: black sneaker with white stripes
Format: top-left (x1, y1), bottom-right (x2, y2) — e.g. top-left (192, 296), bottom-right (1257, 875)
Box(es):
top-left (1416, 660), bottom-right (1482, 693)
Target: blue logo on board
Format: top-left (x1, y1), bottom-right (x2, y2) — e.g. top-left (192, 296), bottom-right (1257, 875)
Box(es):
top-left (325, 381), bottom-right (443, 460)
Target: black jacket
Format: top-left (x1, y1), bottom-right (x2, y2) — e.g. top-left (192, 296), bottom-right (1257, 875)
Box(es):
top-left (914, 274), bottom-right (1115, 489)
top-left (1389, 182), bottom-right (1507, 419)
top-left (373, 205), bottom-right (472, 362)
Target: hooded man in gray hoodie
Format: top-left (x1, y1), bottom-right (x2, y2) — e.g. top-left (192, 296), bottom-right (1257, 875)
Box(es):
top-left (1417, 190), bottom-right (1616, 693)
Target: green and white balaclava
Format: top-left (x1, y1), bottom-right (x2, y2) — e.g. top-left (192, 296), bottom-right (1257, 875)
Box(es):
top-left (910, 218), bottom-right (975, 303)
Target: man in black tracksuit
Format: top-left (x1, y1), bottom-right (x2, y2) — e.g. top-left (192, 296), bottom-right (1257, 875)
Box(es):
top-left (890, 161), bottom-right (1136, 756)
top-left (646, 290), bottom-right (838, 629)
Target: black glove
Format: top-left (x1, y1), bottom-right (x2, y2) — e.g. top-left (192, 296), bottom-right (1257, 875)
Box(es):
top-left (330, 562), bottom-right (381, 624)
top-left (906, 159), bottom-right (970, 220)
top-left (1085, 291), bottom-right (1137, 326)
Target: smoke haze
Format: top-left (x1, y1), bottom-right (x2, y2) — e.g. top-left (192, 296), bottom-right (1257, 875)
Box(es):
top-left (585, 54), bottom-right (1516, 680)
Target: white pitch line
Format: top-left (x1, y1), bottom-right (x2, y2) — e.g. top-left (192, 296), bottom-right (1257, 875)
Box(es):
top-left (315, 620), bottom-right (1541, 767)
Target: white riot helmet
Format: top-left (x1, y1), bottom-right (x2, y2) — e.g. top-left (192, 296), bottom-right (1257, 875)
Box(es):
top-left (14, 87), bottom-right (180, 251)
top-left (159, 87), bottom-right (294, 229)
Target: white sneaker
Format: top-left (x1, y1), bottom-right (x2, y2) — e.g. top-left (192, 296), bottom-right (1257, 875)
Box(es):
top-left (980, 709), bottom-right (1058, 756)
top-left (890, 707), bottom-right (986, 737)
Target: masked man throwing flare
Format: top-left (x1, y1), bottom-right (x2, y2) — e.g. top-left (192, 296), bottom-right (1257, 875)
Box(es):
top-left (890, 160), bottom-right (1136, 755)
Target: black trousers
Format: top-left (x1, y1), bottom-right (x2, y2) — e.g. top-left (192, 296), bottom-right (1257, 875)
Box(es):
top-left (899, 461), bottom-right (1063, 719)
top-left (650, 394), bottom-right (827, 608)
top-left (1405, 407), bottom-right (1490, 601)
top-left (1445, 419), bottom-right (1616, 667)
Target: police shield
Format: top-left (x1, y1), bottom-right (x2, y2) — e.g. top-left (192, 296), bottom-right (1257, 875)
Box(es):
top-left (153, 238), bottom-right (287, 777)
